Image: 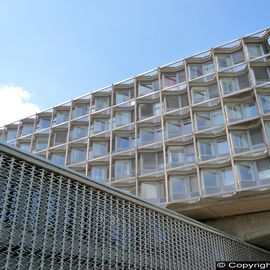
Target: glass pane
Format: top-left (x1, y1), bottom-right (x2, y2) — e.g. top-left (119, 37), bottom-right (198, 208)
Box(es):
top-left (239, 164), bottom-right (253, 180)
top-left (217, 141), bottom-right (229, 155)
top-left (203, 172), bottom-right (218, 187)
top-left (222, 169), bottom-right (234, 186)
top-left (243, 103), bottom-right (257, 118)
top-left (141, 183), bottom-right (158, 200)
top-left (116, 136), bottom-right (130, 150)
top-left (250, 129), bottom-right (264, 146)
top-left (95, 97), bottom-right (109, 111)
top-left (166, 96), bottom-right (180, 111)
top-left (167, 121), bottom-right (181, 138)
top-left (116, 89), bottom-right (130, 104)
top-left (260, 95), bottom-right (270, 113)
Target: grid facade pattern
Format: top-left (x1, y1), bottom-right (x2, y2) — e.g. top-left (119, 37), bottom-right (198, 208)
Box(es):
top-left (0, 143), bottom-right (269, 270)
top-left (1, 28), bottom-right (270, 206)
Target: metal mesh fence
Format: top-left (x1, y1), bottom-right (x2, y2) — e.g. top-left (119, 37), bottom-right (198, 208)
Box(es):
top-left (0, 143), bottom-right (269, 270)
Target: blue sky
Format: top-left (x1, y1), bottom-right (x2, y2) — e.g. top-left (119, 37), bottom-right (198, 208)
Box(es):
top-left (0, 0), bottom-right (269, 125)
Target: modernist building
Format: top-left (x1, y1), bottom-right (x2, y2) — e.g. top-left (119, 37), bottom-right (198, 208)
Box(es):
top-left (1, 28), bottom-right (270, 217)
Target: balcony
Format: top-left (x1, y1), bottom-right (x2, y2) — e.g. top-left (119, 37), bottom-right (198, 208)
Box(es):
top-left (138, 126), bottom-right (162, 147)
top-left (114, 134), bottom-right (135, 152)
top-left (88, 165), bottom-right (108, 183)
top-left (246, 43), bottom-right (268, 61)
top-left (198, 138), bottom-right (229, 161)
top-left (169, 175), bottom-right (199, 202)
top-left (188, 61), bottom-right (215, 82)
top-left (165, 118), bottom-right (192, 140)
top-left (230, 127), bottom-right (266, 154)
top-left (162, 70), bottom-right (186, 89)
top-left (89, 141), bottom-right (109, 160)
top-left (163, 92), bottom-right (188, 112)
top-left (72, 104), bottom-right (89, 120)
top-left (68, 147), bottom-right (87, 165)
top-left (195, 109), bottom-right (224, 132)
top-left (215, 50), bottom-right (245, 71)
top-left (252, 66), bottom-right (270, 87)
top-left (140, 181), bottom-right (166, 204)
top-left (201, 167), bottom-right (236, 196)
top-left (167, 145), bottom-right (195, 168)
top-left (191, 83), bottom-right (219, 104)
top-left (236, 158), bottom-right (270, 189)
top-left (139, 151), bottom-right (164, 175)
top-left (220, 74), bottom-right (251, 95)
top-left (113, 159), bottom-right (135, 181)
top-left (225, 100), bottom-right (258, 123)
top-left (90, 118), bottom-right (110, 135)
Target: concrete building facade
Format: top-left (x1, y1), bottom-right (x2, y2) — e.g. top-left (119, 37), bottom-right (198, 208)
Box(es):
top-left (1, 28), bottom-right (270, 222)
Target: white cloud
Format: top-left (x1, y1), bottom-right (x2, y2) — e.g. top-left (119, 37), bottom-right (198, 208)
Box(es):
top-left (0, 85), bottom-right (40, 126)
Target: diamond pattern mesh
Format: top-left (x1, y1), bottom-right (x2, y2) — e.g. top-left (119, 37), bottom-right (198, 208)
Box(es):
top-left (0, 145), bottom-right (269, 270)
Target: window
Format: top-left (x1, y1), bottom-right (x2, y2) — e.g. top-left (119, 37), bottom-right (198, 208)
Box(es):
top-left (226, 101), bottom-right (258, 123)
top-left (231, 129), bottom-right (264, 153)
top-left (166, 95), bottom-right (179, 110)
top-left (115, 136), bottom-right (133, 151)
top-left (238, 163), bottom-right (254, 188)
top-left (70, 148), bottom-right (86, 163)
top-left (221, 78), bottom-right (238, 94)
top-left (37, 118), bottom-right (51, 130)
top-left (162, 71), bottom-right (185, 88)
top-left (165, 95), bottom-right (186, 111)
top-left (93, 142), bottom-right (108, 156)
top-left (140, 127), bottom-right (162, 145)
top-left (35, 137), bottom-right (48, 151)
top-left (73, 104), bottom-right (88, 118)
top-left (202, 167), bottom-right (234, 195)
top-left (115, 160), bottom-right (131, 179)
top-left (221, 75), bottom-right (250, 95)
top-left (95, 96), bottom-right (109, 111)
top-left (21, 124), bottom-right (33, 136)
top-left (170, 175), bottom-right (199, 201)
top-left (115, 111), bottom-right (131, 126)
top-left (189, 62), bottom-right (214, 80)
top-left (91, 166), bottom-right (107, 182)
top-left (253, 67), bottom-right (270, 85)
top-left (256, 158), bottom-right (270, 184)
top-left (168, 145), bottom-right (195, 167)
top-left (139, 103), bottom-right (160, 120)
top-left (116, 89), bottom-right (131, 104)
top-left (196, 110), bottom-right (224, 131)
top-left (54, 112), bottom-right (69, 124)
top-left (72, 126), bottom-right (87, 140)
top-left (226, 102), bottom-right (258, 122)
top-left (191, 84), bottom-right (218, 103)
top-left (247, 43), bottom-right (266, 59)
top-left (19, 143), bottom-right (30, 152)
top-left (51, 154), bottom-right (65, 166)
top-left (216, 51), bottom-right (244, 70)
top-left (93, 119), bottom-right (109, 133)
top-left (259, 95), bottom-right (270, 113)
top-left (6, 129), bottom-right (17, 141)
top-left (141, 152), bottom-right (164, 174)
top-left (199, 138), bottom-right (229, 161)
top-left (53, 131), bottom-right (67, 146)
top-left (166, 119), bottom-right (192, 139)
top-left (138, 80), bottom-right (159, 96)
top-left (141, 183), bottom-right (159, 202)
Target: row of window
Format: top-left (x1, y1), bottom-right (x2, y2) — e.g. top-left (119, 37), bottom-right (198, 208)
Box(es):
top-left (11, 119), bottom-right (270, 163)
top-left (6, 89), bottom-right (270, 145)
top-left (85, 157), bottom-right (270, 204)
